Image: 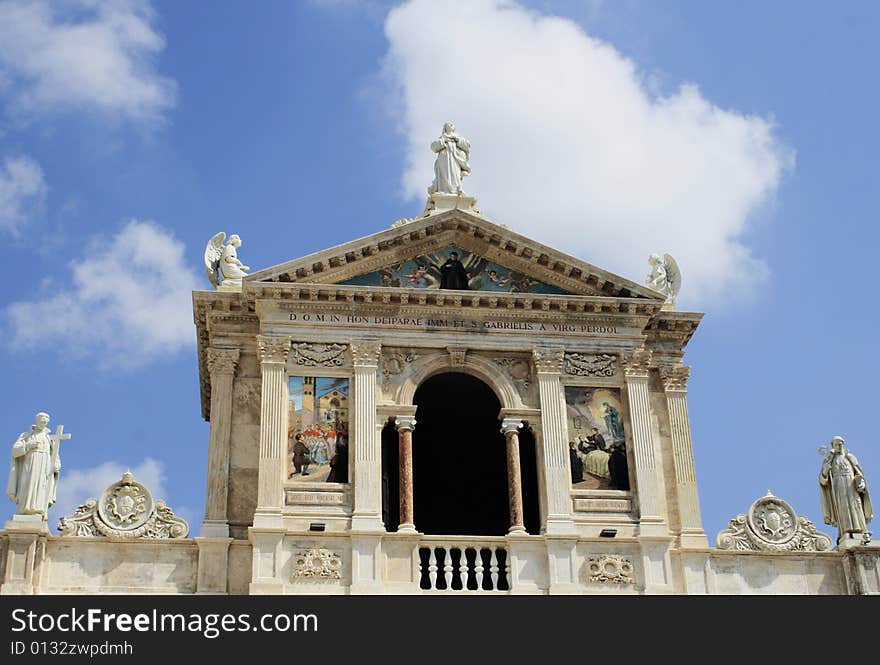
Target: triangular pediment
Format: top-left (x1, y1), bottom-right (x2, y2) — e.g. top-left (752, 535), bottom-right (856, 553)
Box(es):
top-left (247, 210), bottom-right (662, 300)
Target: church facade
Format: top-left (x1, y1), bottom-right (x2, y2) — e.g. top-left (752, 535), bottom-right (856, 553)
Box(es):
top-left (2, 207), bottom-right (878, 595)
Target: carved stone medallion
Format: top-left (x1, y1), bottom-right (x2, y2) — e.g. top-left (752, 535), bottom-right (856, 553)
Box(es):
top-left (716, 491), bottom-right (833, 552)
top-left (381, 349), bottom-right (420, 391)
top-left (291, 548), bottom-right (342, 580)
top-left (58, 472), bottom-right (189, 540)
top-left (585, 555), bottom-right (635, 585)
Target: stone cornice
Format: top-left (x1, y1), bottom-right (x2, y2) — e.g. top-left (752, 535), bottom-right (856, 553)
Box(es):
top-left (246, 210), bottom-right (661, 300)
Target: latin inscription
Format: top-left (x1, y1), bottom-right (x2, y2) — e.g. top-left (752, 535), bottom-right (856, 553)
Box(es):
top-left (573, 498), bottom-right (633, 513)
top-left (285, 313), bottom-right (619, 335)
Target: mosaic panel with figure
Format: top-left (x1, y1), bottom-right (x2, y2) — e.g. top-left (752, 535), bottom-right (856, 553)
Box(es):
top-left (565, 386), bottom-right (630, 491)
top-left (340, 245), bottom-right (568, 294)
top-left (287, 376), bottom-right (349, 483)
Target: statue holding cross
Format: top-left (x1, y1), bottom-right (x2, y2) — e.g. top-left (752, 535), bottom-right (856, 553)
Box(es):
top-left (6, 412), bottom-right (70, 519)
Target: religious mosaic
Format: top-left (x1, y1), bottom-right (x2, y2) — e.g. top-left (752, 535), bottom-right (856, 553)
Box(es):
top-left (288, 376), bottom-right (349, 484)
top-left (565, 387), bottom-right (629, 491)
top-left (340, 245), bottom-right (568, 294)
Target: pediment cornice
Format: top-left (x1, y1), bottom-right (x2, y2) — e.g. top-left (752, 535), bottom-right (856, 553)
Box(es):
top-left (247, 210), bottom-right (662, 300)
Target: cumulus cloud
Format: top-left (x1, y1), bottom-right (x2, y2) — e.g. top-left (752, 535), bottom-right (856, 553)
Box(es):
top-left (48, 457), bottom-right (166, 534)
top-left (6, 220), bottom-right (200, 369)
top-left (382, 0), bottom-right (793, 306)
top-left (0, 0), bottom-right (175, 123)
top-left (0, 156), bottom-right (47, 235)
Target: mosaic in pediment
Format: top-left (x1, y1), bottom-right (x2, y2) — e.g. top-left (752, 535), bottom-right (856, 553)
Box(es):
top-left (340, 245), bottom-right (569, 294)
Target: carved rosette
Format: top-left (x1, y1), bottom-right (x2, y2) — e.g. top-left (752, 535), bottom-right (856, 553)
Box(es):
top-left (620, 348), bottom-right (652, 379)
top-left (659, 365), bottom-right (691, 392)
top-left (532, 348), bottom-right (564, 374)
top-left (350, 340), bottom-right (381, 367)
top-left (585, 555), bottom-right (635, 585)
top-left (57, 472), bottom-right (189, 539)
top-left (206, 347), bottom-right (240, 376)
top-left (564, 352), bottom-right (617, 377)
top-left (716, 491), bottom-right (833, 552)
top-left (381, 349), bottom-right (420, 391)
top-left (257, 335), bottom-right (291, 365)
top-left (291, 548), bottom-right (342, 580)
top-left (290, 342), bottom-right (348, 367)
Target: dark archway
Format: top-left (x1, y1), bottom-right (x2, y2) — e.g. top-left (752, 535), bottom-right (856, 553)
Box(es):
top-left (381, 421), bottom-right (400, 532)
top-left (412, 372), bottom-right (509, 536)
top-left (519, 425), bottom-right (541, 535)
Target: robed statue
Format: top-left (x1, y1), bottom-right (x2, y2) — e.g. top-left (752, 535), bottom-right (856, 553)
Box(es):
top-left (428, 122), bottom-right (471, 196)
top-left (819, 436), bottom-right (873, 544)
top-left (6, 412), bottom-right (62, 518)
top-left (205, 232), bottom-right (250, 291)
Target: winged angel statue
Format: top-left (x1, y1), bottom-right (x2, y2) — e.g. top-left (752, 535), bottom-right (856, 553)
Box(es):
top-left (205, 232), bottom-right (250, 291)
top-left (646, 253), bottom-right (681, 307)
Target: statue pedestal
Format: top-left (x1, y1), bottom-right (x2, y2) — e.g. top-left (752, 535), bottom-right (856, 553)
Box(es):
top-left (4, 514), bottom-right (48, 533)
top-left (423, 192), bottom-right (482, 217)
top-left (838, 533), bottom-right (877, 550)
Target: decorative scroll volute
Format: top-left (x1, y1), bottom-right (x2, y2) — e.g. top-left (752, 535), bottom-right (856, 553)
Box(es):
top-left (257, 335), bottom-right (291, 365)
top-left (532, 348), bottom-right (564, 374)
top-left (659, 365), bottom-right (691, 392)
top-left (350, 340), bottom-right (381, 367)
top-left (564, 352), bottom-right (616, 377)
top-left (620, 347), bottom-right (652, 379)
top-left (290, 342), bottom-right (348, 367)
top-left (206, 347), bottom-right (240, 376)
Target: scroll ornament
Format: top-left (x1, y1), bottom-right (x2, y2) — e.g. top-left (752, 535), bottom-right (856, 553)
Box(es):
top-left (291, 548), bottom-right (342, 580)
top-left (290, 342), bottom-right (348, 367)
top-left (716, 491), bottom-right (832, 552)
top-left (57, 472), bottom-right (189, 539)
top-left (564, 352), bottom-right (616, 377)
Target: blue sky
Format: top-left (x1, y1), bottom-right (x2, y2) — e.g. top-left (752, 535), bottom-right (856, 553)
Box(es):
top-left (1, 0), bottom-right (877, 543)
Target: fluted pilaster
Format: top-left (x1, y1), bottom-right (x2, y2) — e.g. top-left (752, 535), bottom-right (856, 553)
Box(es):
top-left (351, 340), bottom-right (383, 531)
top-left (533, 348), bottom-right (574, 533)
top-left (621, 348), bottom-right (664, 529)
top-left (255, 336), bottom-right (290, 522)
top-left (201, 347), bottom-right (239, 537)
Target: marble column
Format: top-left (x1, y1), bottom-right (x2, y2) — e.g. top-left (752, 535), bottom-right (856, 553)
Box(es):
top-left (501, 418), bottom-right (527, 535)
top-left (254, 335), bottom-right (290, 528)
top-left (621, 348), bottom-right (666, 534)
top-left (395, 415), bottom-right (417, 533)
top-left (351, 340), bottom-right (383, 531)
top-left (201, 347), bottom-right (239, 538)
top-left (533, 348), bottom-right (575, 535)
top-left (660, 364), bottom-right (708, 548)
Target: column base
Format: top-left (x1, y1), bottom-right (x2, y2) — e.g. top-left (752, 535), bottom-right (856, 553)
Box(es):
top-left (637, 518), bottom-right (669, 538)
top-left (351, 515), bottom-right (385, 532)
top-left (196, 537), bottom-right (232, 594)
top-left (4, 514), bottom-right (48, 533)
top-left (252, 509), bottom-right (284, 530)
top-left (508, 525), bottom-right (528, 536)
top-left (543, 517), bottom-right (577, 536)
top-left (678, 530), bottom-right (709, 549)
top-left (199, 520), bottom-right (230, 539)
top-left (397, 523), bottom-right (417, 534)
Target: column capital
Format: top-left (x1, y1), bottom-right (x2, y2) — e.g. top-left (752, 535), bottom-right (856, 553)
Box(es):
top-left (257, 335), bottom-right (290, 365)
top-left (351, 339), bottom-right (381, 367)
top-left (659, 364), bottom-right (691, 392)
top-left (532, 347), bottom-right (564, 374)
top-left (621, 347), bottom-right (653, 379)
top-left (206, 347), bottom-right (240, 376)
top-left (500, 418), bottom-right (524, 435)
top-left (394, 415), bottom-right (417, 432)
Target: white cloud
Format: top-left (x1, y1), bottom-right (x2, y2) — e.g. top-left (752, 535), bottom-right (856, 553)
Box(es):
top-left (6, 220), bottom-right (200, 369)
top-left (0, 0), bottom-right (175, 124)
top-left (382, 0), bottom-right (793, 306)
top-left (48, 457), bottom-right (166, 534)
top-left (0, 156), bottom-right (47, 235)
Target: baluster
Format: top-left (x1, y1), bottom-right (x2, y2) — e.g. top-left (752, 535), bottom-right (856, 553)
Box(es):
top-left (458, 546), bottom-right (469, 590)
top-left (428, 548), bottom-right (438, 590)
top-left (505, 550), bottom-right (511, 591)
top-left (443, 546), bottom-right (453, 590)
top-left (475, 548), bottom-right (485, 590)
top-left (489, 547), bottom-right (500, 591)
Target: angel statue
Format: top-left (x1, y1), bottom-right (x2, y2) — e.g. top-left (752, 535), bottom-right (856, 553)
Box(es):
top-left (205, 233), bottom-right (250, 291)
top-left (646, 253), bottom-right (681, 307)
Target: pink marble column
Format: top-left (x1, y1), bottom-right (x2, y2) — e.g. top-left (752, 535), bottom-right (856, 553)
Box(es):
top-left (395, 415), bottom-right (417, 533)
top-left (501, 418), bottom-right (527, 535)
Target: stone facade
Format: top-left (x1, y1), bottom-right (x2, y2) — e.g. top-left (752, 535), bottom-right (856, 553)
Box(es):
top-left (2, 209), bottom-right (877, 594)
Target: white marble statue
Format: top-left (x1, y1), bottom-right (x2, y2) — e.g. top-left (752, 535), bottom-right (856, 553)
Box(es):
top-left (646, 253), bottom-right (681, 306)
top-left (205, 232), bottom-right (250, 291)
top-left (428, 122), bottom-right (471, 196)
top-left (6, 412), bottom-right (66, 518)
top-left (819, 436), bottom-right (873, 544)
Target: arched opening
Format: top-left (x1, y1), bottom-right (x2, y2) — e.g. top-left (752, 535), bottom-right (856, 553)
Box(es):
top-left (412, 372), bottom-right (509, 536)
top-left (519, 425), bottom-right (540, 535)
top-left (381, 421), bottom-right (400, 532)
